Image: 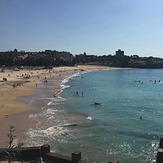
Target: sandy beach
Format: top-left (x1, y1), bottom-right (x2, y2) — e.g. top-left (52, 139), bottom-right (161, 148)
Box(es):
top-left (0, 65), bottom-right (114, 147)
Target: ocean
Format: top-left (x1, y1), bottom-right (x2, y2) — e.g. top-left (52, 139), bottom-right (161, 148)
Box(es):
top-left (24, 69), bottom-right (163, 163)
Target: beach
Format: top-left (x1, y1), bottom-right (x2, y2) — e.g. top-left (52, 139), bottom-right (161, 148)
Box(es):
top-left (0, 67), bottom-right (161, 162)
top-left (0, 65), bottom-right (112, 147)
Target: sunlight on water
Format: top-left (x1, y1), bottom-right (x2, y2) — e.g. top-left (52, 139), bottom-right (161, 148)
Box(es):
top-left (25, 69), bottom-right (163, 163)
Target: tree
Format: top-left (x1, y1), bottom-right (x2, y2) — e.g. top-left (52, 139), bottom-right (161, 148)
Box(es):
top-left (5, 126), bottom-right (23, 163)
top-left (14, 49), bottom-right (18, 53)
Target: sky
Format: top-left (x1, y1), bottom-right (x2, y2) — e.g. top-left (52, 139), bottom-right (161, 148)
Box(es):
top-left (0, 0), bottom-right (163, 57)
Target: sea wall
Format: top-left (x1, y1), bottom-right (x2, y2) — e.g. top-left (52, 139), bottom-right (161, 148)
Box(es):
top-left (0, 144), bottom-right (88, 163)
top-left (5, 139), bottom-right (163, 163)
top-left (0, 143), bottom-right (120, 163)
top-left (156, 137), bottom-right (163, 163)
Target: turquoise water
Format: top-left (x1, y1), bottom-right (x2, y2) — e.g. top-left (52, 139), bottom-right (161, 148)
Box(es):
top-left (53, 69), bottom-right (163, 163)
top-left (27, 69), bottom-right (163, 163)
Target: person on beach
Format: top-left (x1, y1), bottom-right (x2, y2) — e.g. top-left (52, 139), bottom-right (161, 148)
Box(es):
top-left (44, 77), bottom-right (47, 83)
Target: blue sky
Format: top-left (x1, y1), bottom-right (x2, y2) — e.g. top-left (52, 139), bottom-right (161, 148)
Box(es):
top-left (0, 0), bottom-right (163, 57)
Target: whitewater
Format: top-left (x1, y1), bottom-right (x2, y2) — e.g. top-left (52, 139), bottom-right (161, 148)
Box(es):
top-left (24, 69), bottom-right (163, 163)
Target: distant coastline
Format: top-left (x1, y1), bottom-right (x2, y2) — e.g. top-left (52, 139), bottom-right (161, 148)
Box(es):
top-left (1, 49), bottom-right (163, 68)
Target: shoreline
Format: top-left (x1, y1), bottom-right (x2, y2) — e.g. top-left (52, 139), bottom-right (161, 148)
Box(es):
top-left (0, 65), bottom-right (117, 147)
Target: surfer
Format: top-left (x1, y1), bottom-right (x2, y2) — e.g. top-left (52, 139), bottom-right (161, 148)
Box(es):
top-left (93, 102), bottom-right (101, 105)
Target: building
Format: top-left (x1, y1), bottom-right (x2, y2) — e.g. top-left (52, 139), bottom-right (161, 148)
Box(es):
top-left (115, 49), bottom-right (124, 58)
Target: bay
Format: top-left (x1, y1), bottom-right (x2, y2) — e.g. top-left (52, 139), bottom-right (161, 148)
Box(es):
top-left (27, 69), bottom-right (163, 163)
